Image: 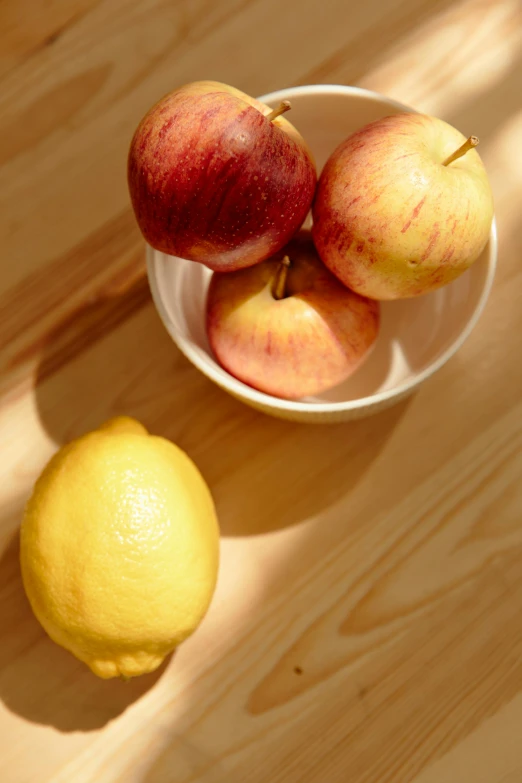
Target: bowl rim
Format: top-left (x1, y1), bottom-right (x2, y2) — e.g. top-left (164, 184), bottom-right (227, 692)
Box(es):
top-left (146, 83), bottom-right (498, 414)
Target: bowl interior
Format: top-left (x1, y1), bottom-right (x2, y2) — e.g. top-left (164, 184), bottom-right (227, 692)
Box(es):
top-left (147, 86), bottom-right (495, 410)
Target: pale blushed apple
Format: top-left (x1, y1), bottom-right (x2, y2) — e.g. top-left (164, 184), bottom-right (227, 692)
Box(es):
top-left (312, 113), bottom-right (494, 300)
top-left (206, 235), bottom-right (380, 400)
top-left (128, 81), bottom-right (316, 272)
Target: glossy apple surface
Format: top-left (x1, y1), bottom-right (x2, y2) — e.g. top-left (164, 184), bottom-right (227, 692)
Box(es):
top-left (128, 81), bottom-right (317, 272)
top-left (206, 235), bottom-right (380, 399)
top-left (312, 113), bottom-right (494, 299)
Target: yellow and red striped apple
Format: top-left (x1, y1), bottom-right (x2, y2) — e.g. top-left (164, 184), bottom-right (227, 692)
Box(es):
top-left (206, 235), bottom-right (379, 400)
top-left (128, 81), bottom-right (316, 272)
top-left (312, 113), bottom-right (494, 300)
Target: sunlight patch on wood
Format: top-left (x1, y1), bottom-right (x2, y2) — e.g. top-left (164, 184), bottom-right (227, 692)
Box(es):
top-left (360, 0), bottom-right (521, 117)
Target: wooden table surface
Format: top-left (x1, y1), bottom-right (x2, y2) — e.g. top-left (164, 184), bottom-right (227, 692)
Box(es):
top-left (1, 1), bottom-right (521, 781)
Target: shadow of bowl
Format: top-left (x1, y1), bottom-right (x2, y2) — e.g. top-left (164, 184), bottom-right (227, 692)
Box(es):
top-left (33, 282), bottom-right (411, 537)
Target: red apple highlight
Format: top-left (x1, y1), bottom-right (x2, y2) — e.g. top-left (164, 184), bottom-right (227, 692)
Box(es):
top-left (206, 235), bottom-right (380, 400)
top-left (128, 81), bottom-right (317, 272)
top-left (312, 113), bottom-right (494, 300)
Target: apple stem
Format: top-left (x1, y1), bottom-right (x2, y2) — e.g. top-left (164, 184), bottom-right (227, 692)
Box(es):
top-left (272, 255), bottom-right (291, 300)
top-left (442, 136), bottom-right (479, 166)
top-left (265, 100), bottom-right (292, 122)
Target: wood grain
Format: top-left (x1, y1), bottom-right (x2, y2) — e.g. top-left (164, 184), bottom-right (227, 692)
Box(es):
top-left (1, 0), bottom-right (521, 781)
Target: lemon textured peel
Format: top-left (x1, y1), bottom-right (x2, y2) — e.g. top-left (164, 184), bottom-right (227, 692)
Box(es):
top-left (20, 417), bottom-right (219, 679)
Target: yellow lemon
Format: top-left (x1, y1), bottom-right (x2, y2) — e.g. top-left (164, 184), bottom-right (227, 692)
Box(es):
top-left (20, 417), bottom-right (219, 679)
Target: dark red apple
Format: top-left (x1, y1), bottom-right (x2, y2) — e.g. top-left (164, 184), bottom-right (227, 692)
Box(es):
top-left (128, 81), bottom-right (317, 272)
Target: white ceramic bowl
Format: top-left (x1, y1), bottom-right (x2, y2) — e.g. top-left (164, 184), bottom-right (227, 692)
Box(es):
top-left (147, 85), bottom-right (497, 422)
